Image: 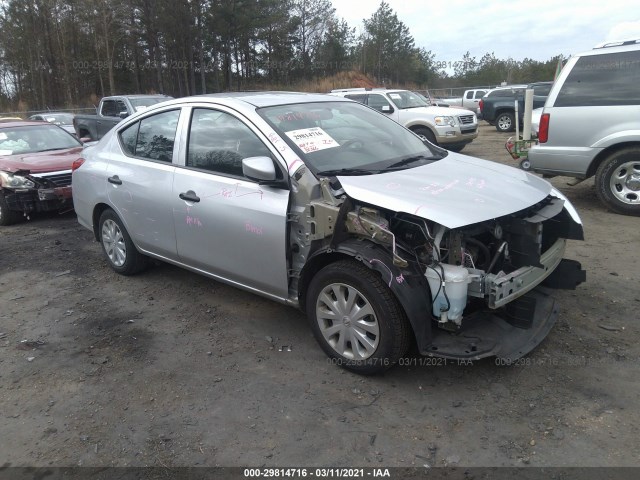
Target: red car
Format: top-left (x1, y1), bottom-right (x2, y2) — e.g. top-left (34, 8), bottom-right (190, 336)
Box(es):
top-left (0, 121), bottom-right (84, 225)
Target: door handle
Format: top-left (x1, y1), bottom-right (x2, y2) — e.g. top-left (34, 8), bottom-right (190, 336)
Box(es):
top-left (179, 191), bottom-right (200, 203)
top-left (107, 175), bottom-right (122, 185)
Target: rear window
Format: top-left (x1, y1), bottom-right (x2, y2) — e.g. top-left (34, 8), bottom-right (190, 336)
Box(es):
top-left (554, 51), bottom-right (640, 107)
top-left (488, 89), bottom-right (515, 98)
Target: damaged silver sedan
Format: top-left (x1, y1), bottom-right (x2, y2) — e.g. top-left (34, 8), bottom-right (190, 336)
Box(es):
top-left (72, 93), bottom-right (585, 374)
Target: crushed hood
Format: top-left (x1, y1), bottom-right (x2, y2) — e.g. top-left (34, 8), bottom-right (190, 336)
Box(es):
top-left (0, 147), bottom-right (83, 174)
top-left (337, 153), bottom-right (552, 229)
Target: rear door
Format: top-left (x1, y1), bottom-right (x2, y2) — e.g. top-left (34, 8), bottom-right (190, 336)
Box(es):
top-left (106, 107), bottom-right (183, 259)
top-left (171, 106), bottom-right (290, 298)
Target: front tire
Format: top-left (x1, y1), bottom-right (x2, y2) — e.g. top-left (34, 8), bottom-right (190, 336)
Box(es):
top-left (447, 144), bottom-right (465, 153)
top-left (0, 192), bottom-right (22, 226)
top-left (98, 209), bottom-right (148, 275)
top-left (495, 112), bottom-right (515, 132)
top-left (306, 260), bottom-right (411, 374)
top-left (595, 147), bottom-right (640, 215)
top-left (413, 127), bottom-right (437, 146)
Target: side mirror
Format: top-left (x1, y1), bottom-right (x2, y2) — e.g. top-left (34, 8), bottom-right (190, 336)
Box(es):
top-left (119, 111), bottom-right (129, 119)
top-left (242, 156), bottom-right (277, 182)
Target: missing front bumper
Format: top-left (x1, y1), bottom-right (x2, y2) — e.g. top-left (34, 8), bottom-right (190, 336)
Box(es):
top-left (4, 187), bottom-right (73, 214)
top-left (422, 287), bottom-right (558, 361)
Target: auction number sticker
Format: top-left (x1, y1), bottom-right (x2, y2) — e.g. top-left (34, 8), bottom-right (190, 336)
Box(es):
top-left (285, 127), bottom-right (339, 154)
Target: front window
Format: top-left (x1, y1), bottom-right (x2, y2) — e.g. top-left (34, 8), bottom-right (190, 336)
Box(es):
top-left (0, 125), bottom-right (81, 155)
top-left (186, 108), bottom-right (272, 177)
top-left (385, 90), bottom-right (429, 109)
top-left (258, 101), bottom-right (445, 175)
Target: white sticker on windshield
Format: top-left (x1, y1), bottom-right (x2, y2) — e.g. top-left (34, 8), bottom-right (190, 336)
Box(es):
top-left (285, 127), bottom-right (339, 154)
top-left (0, 133), bottom-right (7, 140)
top-left (0, 150), bottom-right (13, 155)
top-left (389, 93), bottom-right (402, 99)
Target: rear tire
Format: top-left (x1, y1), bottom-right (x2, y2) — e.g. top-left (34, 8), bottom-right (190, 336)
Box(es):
top-left (495, 112), bottom-right (515, 132)
top-left (0, 192), bottom-right (22, 226)
top-left (595, 147), bottom-right (640, 216)
top-left (98, 209), bottom-right (148, 275)
top-left (306, 260), bottom-right (411, 374)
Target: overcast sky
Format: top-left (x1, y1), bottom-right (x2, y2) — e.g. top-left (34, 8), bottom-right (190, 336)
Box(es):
top-left (331, 0), bottom-right (640, 65)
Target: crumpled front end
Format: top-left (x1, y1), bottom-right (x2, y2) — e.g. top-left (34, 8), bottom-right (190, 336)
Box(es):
top-left (1, 169), bottom-right (73, 217)
top-left (294, 171), bottom-right (586, 362)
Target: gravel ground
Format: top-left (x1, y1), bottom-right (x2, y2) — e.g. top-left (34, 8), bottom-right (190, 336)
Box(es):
top-left (1, 124), bottom-right (638, 469)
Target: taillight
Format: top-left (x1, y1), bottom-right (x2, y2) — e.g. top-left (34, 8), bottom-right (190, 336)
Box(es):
top-left (538, 113), bottom-right (550, 143)
top-left (72, 158), bottom-right (85, 171)
top-left (479, 99), bottom-right (484, 112)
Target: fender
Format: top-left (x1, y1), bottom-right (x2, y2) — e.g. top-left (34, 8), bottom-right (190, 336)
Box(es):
top-left (303, 239), bottom-right (434, 351)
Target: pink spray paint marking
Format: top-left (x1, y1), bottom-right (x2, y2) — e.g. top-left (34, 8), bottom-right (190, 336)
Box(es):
top-left (186, 215), bottom-right (203, 227)
top-left (245, 221), bottom-right (264, 235)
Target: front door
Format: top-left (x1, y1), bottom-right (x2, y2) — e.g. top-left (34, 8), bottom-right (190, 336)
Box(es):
top-left (171, 107), bottom-right (290, 298)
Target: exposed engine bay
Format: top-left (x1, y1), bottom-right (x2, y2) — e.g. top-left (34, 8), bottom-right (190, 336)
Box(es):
top-left (288, 175), bottom-right (585, 361)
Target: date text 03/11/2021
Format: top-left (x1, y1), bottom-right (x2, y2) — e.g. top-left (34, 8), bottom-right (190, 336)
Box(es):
top-left (244, 468), bottom-right (391, 478)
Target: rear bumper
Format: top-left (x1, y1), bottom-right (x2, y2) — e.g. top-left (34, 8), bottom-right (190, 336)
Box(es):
top-left (529, 145), bottom-right (601, 178)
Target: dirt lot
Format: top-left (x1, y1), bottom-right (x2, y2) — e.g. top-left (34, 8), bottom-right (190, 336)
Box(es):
top-left (1, 124), bottom-right (639, 469)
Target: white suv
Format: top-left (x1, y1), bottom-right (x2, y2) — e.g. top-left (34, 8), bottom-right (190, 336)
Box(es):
top-left (529, 39), bottom-right (640, 215)
top-left (330, 88), bottom-right (478, 152)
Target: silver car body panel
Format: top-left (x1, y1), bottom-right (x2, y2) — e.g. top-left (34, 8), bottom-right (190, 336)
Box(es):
top-left (338, 153), bottom-right (552, 229)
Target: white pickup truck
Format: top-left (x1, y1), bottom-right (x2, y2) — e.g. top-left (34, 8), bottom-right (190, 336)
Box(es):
top-left (330, 88), bottom-right (478, 152)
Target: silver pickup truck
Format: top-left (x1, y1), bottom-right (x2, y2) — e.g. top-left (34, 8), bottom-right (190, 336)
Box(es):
top-left (73, 95), bottom-right (172, 141)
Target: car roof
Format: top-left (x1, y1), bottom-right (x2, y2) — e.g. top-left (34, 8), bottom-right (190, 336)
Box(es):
top-left (576, 38), bottom-right (640, 57)
top-left (170, 91), bottom-right (351, 108)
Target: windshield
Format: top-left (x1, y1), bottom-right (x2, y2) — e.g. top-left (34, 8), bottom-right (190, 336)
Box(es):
top-left (386, 90), bottom-right (429, 109)
top-left (39, 113), bottom-right (74, 125)
top-left (0, 125), bottom-right (82, 155)
top-left (258, 101), bottom-right (445, 175)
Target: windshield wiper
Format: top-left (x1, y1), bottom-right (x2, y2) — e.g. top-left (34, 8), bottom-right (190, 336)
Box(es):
top-left (36, 147), bottom-right (77, 152)
top-left (316, 168), bottom-right (382, 176)
top-left (385, 155), bottom-right (437, 170)
top-left (401, 105), bottom-right (426, 109)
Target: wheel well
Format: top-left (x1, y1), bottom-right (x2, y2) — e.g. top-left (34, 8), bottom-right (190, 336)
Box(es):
top-left (92, 203), bottom-right (112, 240)
top-left (586, 141), bottom-right (640, 178)
top-left (409, 124), bottom-right (433, 134)
top-left (298, 252), bottom-right (352, 311)
top-left (495, 109), bottom-right (514, 119)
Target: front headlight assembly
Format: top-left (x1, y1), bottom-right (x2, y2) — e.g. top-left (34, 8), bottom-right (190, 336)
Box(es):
top-left (0, 171), bottom-right (36, 189)
top-left (434, 116), bottom-right (456, 127)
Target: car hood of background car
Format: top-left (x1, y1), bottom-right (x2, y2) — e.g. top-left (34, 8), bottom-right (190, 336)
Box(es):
top-left (0, 147), bottom-right (83, 173)
top-left (337, 153), bottom-right (552, 229)
top-left (405, 105), bottom-right (460, 116)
